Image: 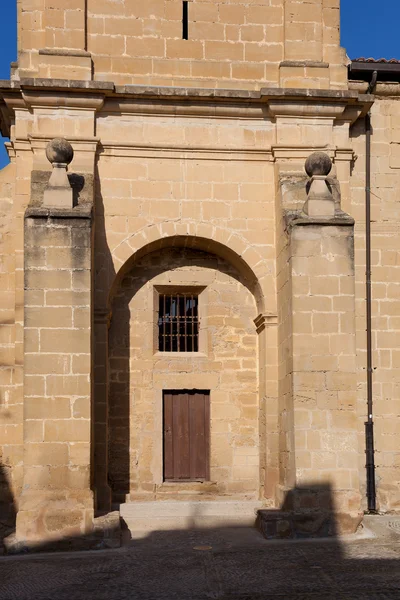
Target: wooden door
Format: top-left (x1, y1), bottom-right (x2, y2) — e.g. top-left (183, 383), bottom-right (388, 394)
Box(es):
top-left (163, 390), bottom-right (210, 481)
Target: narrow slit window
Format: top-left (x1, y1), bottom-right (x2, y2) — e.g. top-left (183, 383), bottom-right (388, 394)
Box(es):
top-left (182, 1), bottom-right (189, 40)
top-left (158, 294), bottom-right (199, 352)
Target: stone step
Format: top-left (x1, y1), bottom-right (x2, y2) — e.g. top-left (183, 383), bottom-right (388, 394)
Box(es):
top-left (256, 509), bottom-right (363, 539)
top-left (120, 501), bottom-right (263, 533)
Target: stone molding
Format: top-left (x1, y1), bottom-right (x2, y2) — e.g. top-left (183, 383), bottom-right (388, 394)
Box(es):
top-left (29, 135), bottom-right (99, 154)
top-left (9, 138), bottom-right (356, 166)
top-left (0, 80), bottom-right (373, 142)
top-left (39, 48), bottom-right (92, 58)
top-left (0, 78), bottom-right (374, 109)
top-left (254, 313), bottom-right (278, 334)
top-left (94, 309), bottom-right (112, 327)
top-left (272, 146), bottom-right (335, 161)
top-left (280, 61), bottom-right (329, 69)
top-left (268, 100), bottom-right (348, 119)
top-left (21, 90), bottom-right (105, 111)
top-left (349, 81), bottom-right (400, 97)
top-left (100, 143), bottom-right (273, 161)
top-left (334, 148), bottom-right (356, 163)
top-left (25, 204), bottom-right (92, 219)
top-left (0, 78), bottom-right (367, 96)
top-left (285, 211), bottom-right (355, 229)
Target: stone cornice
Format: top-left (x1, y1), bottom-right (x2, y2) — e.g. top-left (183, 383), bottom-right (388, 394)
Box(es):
top-left (29, 134), bottom-right (100, 153)
top-left (349, 80), bottom-right (400, 98)
top-left (25, 204), bottom-right (93, 220)
top-left (39, 48), bottom-right (92, 58)
top-left (0, 78), bottom-right (367, 99)
top-left (0, 78), bottom-right (372, 105)
top-left (0, 78), bottom-right (374, 136)
top-left (273, 146), bottom-right (334, 161)
top-left (272, 147), bottom-right (356, 165)
top-left (285, 209), bottom-right (355, 229)
top-left (21, 90), bottom-right (105, 111)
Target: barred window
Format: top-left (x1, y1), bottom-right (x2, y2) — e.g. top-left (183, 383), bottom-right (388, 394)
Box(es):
top-left (158, 294), bottom-right (199, 352)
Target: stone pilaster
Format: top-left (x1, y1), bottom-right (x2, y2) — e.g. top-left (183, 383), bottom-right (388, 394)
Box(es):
top-left (93, 309), bottom-right (112, 512)
top-left (16, 140), bottom-right (95, 544)
top-left (255, 313), bottom-right (279, 503)
top-left (284, 153), bottom-right (362, 533)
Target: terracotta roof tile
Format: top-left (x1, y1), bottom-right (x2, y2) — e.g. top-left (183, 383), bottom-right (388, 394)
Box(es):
top-left (353, 57), bottom-right (400, 64)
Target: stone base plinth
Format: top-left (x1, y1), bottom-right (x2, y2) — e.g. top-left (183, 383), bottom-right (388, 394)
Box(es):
top-left (7, 503), bottom-right (121, 554)
top-left (256, 509), bottom-right (363, 539)
top-left (15, 490), bottom-right (94, 544)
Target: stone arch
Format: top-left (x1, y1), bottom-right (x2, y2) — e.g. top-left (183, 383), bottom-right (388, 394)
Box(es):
top-left (107, 221), bottom-right (268, 314)
top-left (96, 221), bottom-right (275, 506)
top-left (107, 242), bottom-right (263, 502)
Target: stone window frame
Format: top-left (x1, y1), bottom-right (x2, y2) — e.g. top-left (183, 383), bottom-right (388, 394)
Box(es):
top-left (152, 285), bottom-right (208, 357)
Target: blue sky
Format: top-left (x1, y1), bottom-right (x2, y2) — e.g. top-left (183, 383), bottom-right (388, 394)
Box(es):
top-left (341, 0), bottom-right (400, 60)
top-left (0, 0), bottom-right (398, 168)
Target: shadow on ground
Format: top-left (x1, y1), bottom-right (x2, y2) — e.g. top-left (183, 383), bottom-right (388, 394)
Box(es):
top-left (1, 468), bottom-right (400, 599)
top-left (2, 517), bottom-right (400, 599)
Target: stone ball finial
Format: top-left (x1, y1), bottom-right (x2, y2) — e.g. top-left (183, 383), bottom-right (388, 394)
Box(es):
top-left (46, 138), bottom-right (74, 166)
top-left (305, 152), bottom-right (332, 178)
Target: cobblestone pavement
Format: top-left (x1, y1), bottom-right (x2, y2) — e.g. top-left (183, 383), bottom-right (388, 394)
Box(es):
top-left (1, 526), bottom-right (400, 600)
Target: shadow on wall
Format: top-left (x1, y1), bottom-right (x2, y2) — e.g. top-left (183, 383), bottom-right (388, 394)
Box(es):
top-left (0, 464), bottom-right (16, 554)
top-left (1, 478), bottom-right (357, 554)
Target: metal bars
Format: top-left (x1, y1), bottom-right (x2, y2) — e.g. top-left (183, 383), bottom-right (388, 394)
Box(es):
top-left (158, 294), bottom-right (199, 352)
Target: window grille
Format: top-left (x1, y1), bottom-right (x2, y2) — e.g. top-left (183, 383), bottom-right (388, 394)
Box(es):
top-left (158, 294), bottom-right (199, 352)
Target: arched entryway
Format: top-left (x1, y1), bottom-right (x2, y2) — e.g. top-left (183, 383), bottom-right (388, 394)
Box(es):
top-left (107, 242), bottom-right (262, 502)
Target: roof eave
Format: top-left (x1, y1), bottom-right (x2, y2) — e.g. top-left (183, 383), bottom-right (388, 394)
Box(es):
top-left (349, 60), bottom-right (400, 82)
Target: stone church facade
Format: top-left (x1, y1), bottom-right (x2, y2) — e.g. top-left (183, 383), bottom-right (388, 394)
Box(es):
top-left (0, 0), bottom-right (400, 547)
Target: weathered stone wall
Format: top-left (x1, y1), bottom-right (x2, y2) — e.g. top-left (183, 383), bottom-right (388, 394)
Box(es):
top-left (276, 198), bottom-right (294, 493)
top-left (0, 162), bottom-right (20, 545)
top-left (18, 0), bottom-right (346, 88)
top-left (349, 89), bottom-right (400, 512)
top-left (17, 208), bottom-right (94, 541)
top-left (288, 220), bottom-right (360, 521)
top-left (0, 138), bottom-right (35, 540)
top-left (92, 113), bottom-right (278, 501)
top-left (94, 113), bottom-right (277, 309)
top-left (3, 0), bottom-right (399, 549)
top-left (109, 247), bottom-right (259, 500)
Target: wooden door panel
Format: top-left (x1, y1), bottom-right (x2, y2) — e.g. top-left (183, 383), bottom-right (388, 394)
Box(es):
top-left (163, 393), bottom-right (174, 480)
top-left (163, 390), bottom-right (209, 481)
top-left (173, 393), bottom-right (190, 480)
top-left (189, 392), bottom-right (209, 480)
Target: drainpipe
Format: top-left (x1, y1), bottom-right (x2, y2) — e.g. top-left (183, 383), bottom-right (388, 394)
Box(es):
top-left (365, 70), bottom-right (378, 514)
